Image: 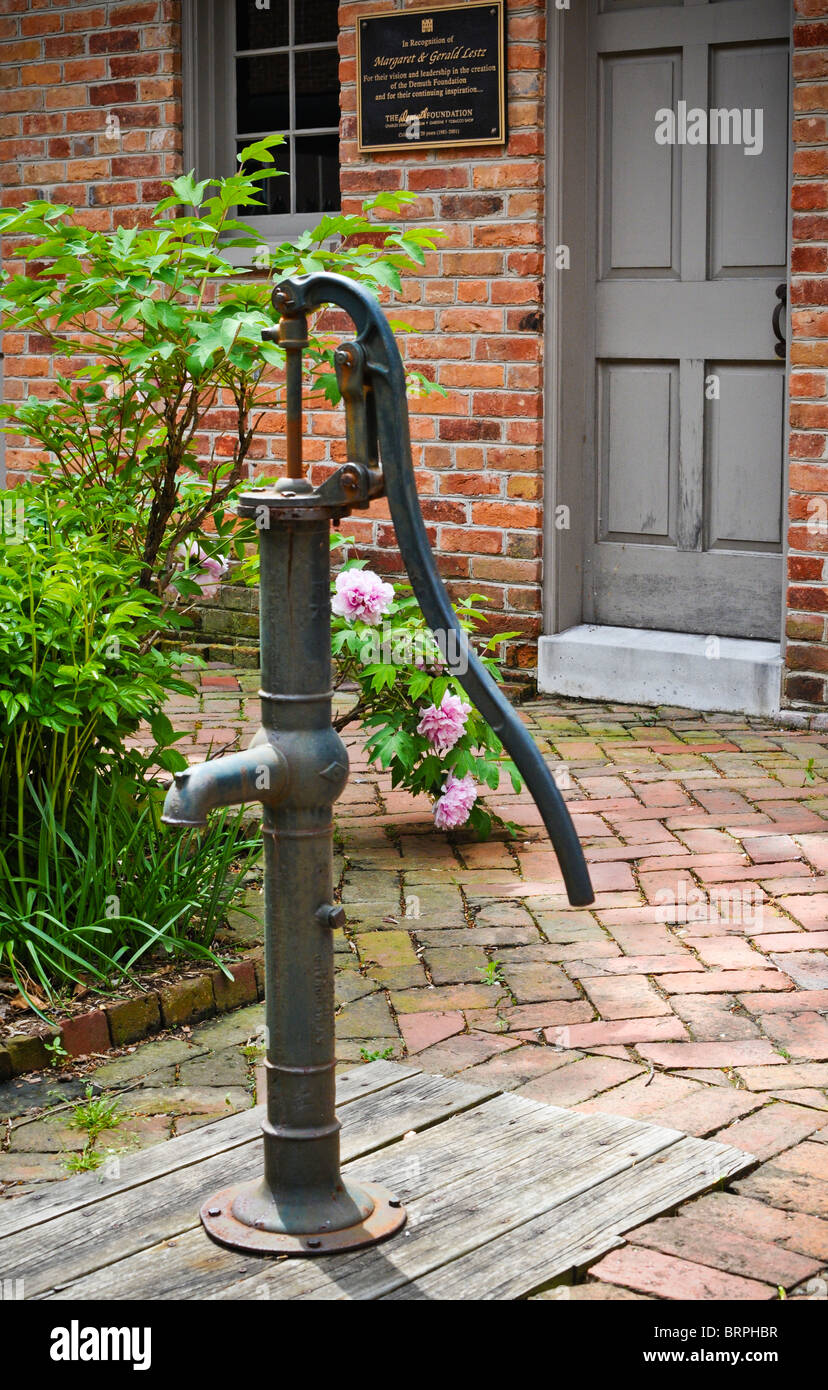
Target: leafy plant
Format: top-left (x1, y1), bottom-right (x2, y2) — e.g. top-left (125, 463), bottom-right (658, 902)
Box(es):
top-left (44, 1035), bottom-right (69, 1067)
top-left (0, 484), bottom-right (193, 858)
top-left (64, 1146), bottom-right (107, 1174)
top-left (0, 137), bottom-right (443, 622)
top-left (69, 1084), bottom-right (123, 1143)
top-left (0, 141), bottom-right (522, 1022)
top-left (0, 778), bottom-right (259, 1012)
top-left (0, 483), bottom-right (260, 1010)
top-left (63, 1087), bottom-right (125, 1174)
top-left (477, 959), bottom-right (506, 987)
top-left (359, 1046), bottom-right (395, 1062)
top-left (325, 544), bottom-right (523, 837)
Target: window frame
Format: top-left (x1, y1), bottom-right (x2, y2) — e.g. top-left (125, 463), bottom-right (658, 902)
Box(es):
top-left (181, 0), bottom-right (341, 247)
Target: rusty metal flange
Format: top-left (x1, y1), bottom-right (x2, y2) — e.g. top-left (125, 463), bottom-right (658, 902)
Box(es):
top-left (200, 1180), bottom-right (407, 1257)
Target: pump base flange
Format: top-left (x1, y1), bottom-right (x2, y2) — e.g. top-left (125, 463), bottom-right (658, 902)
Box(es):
top-left (199, 1180), bottom-right (406, 1257)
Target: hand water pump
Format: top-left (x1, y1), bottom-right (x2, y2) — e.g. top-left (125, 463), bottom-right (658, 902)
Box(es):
top-left (162, 273), bottom-right (594, 1256)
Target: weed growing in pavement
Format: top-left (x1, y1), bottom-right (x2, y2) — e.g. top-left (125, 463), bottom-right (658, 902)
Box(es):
top-left (359, 1046), bottom-right (395, 1062)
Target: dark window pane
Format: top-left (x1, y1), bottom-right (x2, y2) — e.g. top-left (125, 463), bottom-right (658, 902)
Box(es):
top-left (294, 48), bottom-right (339, 130)
top-left (295, 0), bottom-right (338, 45)
top-left (295, 133), bottom-right (339, 213)
top-left (236, 138), bottom-right (291, 216)
top-left (235, 0), bottom-right (288, 51)
top-left (236, 53), bottom-right (289, 133)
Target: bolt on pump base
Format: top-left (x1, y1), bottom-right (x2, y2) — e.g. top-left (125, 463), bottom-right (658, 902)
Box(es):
top-left (162, 273), bottom-right (594, 1258)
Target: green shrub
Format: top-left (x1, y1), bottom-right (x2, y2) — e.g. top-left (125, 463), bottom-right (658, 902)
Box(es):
top-left (0, 485), bottom-right (191, 859)
top-left (0, 489), bottom-right (260, 1011)
top-left (0, 778), bottom-right (258, 1013)
top-left (0, 138), bottom-right (442, 618)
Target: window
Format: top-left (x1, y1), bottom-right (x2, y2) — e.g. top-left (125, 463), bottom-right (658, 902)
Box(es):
top-left (182, 0), bottom-right (341, 240)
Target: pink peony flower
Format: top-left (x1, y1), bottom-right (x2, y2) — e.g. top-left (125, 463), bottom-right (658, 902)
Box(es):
top-left (194, 553), bottom-right (227, 601)
top-left (167, 541), bottom-right (229, 601)
top-left (332, 568), bottom-right (394, 625)
top-left (417, 691), bottom-right (471, 755)
top-left (433, 772), bottom-right (478, 830)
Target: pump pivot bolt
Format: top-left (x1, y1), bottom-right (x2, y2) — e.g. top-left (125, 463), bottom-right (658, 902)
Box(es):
top-left (316, 903), bottom-right (346, 930)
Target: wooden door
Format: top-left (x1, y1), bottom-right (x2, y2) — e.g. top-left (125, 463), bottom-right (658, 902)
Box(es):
top-left (583, 0), bottom-right (790, 639)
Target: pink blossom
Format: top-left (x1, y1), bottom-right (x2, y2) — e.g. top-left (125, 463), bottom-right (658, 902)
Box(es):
top-left (332, 568), bottom-right (394, 625)
top-left (417, 691), bottom-right (471, 755)
top-left (194, 553), bottom-right (227, 601)
top-left (433, 773), bottom-right (478, 831)
top-left (168, 541), bottom-right (229, 601)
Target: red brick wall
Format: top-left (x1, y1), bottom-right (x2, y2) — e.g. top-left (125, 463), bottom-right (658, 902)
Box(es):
top-left (335, 0), bottom-right (546, 671)
top-left (9, 1), bottom-right (825, 703)
top-left (1, 0), bottom-right (545, 673)
top-left (788, 0), bottom-right (828, 706)
top-left (0, 0), bottom-right (183, 473)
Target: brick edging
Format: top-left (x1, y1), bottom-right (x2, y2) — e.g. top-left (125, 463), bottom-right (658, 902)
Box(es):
top-left (0, 950), bottom-right (265, 1081)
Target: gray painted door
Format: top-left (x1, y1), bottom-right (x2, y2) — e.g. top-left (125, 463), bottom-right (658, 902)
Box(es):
top-left (583, 0), bottom-right (790, 640)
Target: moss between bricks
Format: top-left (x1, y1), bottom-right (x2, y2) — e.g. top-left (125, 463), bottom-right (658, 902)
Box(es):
top-left (5, 1033), bottom-right (51, 1075)
top-left (159, 976), bottom-right (214, 1028)
top-left (107, 992), bottom-right (161, 1047)
top-left (0, 948), bottom-right (265, 1081)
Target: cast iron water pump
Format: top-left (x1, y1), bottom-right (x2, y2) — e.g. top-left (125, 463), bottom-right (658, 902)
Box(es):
top-left (162, 273), bottom-right (594, 1257)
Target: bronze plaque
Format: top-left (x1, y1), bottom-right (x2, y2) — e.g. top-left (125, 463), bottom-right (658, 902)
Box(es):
top-left (356, 2), bottom-right (506, 153)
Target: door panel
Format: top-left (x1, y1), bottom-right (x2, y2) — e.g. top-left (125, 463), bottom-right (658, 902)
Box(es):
top-left (705, 363), bottom-right (784, 548)
top-left (600, 54), bottom-right (680, 275)
top-left (583, 0), bottom-right (790, 641)
top-left (599, 362), bottom-right (677, 541)
top-left (596, 280), bottom-right (784, 356)
top-left (708, 43), bottom-right (789, 275)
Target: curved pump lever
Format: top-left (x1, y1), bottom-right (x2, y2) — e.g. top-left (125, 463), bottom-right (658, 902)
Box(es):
top-left (270, 273), bottom-right (594, 908)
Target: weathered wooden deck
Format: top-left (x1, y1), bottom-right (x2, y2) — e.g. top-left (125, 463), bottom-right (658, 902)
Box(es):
top-left (0, 1060), bottom-right (753, 1300)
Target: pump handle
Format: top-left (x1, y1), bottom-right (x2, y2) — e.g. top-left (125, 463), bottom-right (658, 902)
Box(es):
top-left (270, 273), bottom-right (594, 907)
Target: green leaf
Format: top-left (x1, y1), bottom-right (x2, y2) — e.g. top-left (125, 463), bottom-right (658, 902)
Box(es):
top-left (237, 134), bottom-right (287, 165)
top-left (169, 172), bottom-right (212, 207)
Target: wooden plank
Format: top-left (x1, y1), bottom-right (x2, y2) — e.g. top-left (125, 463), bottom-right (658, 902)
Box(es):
top-left (49, 1096), bottom-right (688, 1301)
top-left (379, 1135), bottom-right (753, 1300)
top-left (0, 1059), bottom-right (421, 1239)
top-left (44, 1089), bottom-right (560, 1301)
top-left (4, 1068), bottom-right (489, 1297)
top-left (211, 1103), bottom-right (687, 1301)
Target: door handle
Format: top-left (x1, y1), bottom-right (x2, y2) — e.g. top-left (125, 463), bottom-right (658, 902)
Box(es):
top-left (772, 282), bottom-right (787, 359)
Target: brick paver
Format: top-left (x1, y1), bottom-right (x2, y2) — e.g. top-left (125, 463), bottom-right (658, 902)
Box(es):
top-left (2, 674), bottom-right (828, 1301)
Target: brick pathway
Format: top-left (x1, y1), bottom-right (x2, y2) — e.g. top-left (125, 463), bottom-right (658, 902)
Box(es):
top-left (3, 668), bottom-right (828, 1301)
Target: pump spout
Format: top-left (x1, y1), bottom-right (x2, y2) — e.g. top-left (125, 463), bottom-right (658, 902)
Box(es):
top-left (161, 738), bottom-right (289, 828)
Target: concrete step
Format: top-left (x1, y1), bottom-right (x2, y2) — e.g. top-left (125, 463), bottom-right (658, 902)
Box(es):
top-left (538, 625), bottom-right (782, 717)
